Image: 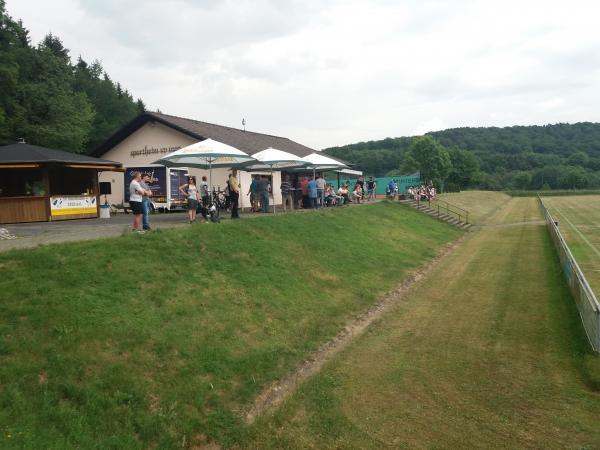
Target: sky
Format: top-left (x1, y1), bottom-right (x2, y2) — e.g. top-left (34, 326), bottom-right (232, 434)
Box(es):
top-left (7, 0), bottom-right (600, 149)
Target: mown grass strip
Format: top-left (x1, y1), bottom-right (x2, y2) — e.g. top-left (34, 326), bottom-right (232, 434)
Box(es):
top-left (0, 202), bottom-right (461, 449)
top-left (245, 197), bottom-right (600, 449)
top-left (544, 195), bottom-right (600, 296)
top-left (508, 189), bottom-right (600, 197)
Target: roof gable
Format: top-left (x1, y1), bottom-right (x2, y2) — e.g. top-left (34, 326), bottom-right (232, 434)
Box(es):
top-left (90, 112), bottom-right (318, 159)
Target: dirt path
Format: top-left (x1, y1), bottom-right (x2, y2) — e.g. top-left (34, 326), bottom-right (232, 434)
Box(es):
top-left (244, 233), bottom-right (469, 423)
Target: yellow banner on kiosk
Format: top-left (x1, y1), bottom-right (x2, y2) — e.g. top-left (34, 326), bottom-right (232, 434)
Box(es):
top-left (50, 196), bottom-right (97, 216)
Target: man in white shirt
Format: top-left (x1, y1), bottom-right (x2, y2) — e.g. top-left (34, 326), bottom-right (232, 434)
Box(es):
top-left (316, 174), bottom-right (326, 208)
top-left (129, 171), bottom-right (149, 233)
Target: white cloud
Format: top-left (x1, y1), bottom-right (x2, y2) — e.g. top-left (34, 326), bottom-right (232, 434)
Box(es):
top-left (6, 0), bottom-right (600, 148)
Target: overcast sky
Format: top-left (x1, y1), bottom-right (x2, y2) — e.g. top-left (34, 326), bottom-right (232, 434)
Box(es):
top-left (7, 0), bottom-right (600, 149)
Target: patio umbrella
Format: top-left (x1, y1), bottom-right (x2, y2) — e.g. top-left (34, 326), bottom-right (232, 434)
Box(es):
top-left (153, 138), bottom-right (255, 204)
top-left (299, 152), bottom-right (348, 179)
top-left (242, 147), bottom-right (308, 213)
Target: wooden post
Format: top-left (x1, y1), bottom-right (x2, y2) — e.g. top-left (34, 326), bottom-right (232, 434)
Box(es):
top-left (92, 169), bottom-right (100, 218)
top-left (42, 166), bottom-right (51, 221)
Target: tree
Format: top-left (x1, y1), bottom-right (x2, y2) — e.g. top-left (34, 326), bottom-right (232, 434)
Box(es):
top-left (512, 171), bottom-right (532, 190)
top-left (567, 151), bottom-right (589, 167)
top-left (402, 136), bottom-right (452, 189)
top-left (558, 166), bottom-right (587, 189)
top-left (447, 147), bottom-right (481, 189)
top-left (0, 6), bottom-right (145, 151)
top-left (13, 35), bottom-right (95, 151)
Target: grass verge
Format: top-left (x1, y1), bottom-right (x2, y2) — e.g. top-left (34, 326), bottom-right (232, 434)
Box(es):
top-left (0, 202), bottom-right (460, 448)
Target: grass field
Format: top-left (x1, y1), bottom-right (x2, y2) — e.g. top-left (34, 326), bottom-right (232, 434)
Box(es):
top-left (0, 203), bottom-right (461, 449)
top-left (543, 195), bottom-right (600, 298)
top-left (3, 195), bottom-right (599, 449)
top-left (246, 194), bottom-right (600, 449)
top-left (437, 191), bottom-right (510, 224)
top-left (438, 191), bottom-right (545, 225)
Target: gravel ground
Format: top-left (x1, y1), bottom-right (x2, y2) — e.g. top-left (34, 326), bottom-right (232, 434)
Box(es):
top-left (0, 211), bottom-right (204, 252)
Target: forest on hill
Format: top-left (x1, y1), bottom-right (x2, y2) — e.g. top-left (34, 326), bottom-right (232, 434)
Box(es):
top-left (0, 1), bottom-right (144, 153)
top-left (324, 122), bottom-right (600, 191)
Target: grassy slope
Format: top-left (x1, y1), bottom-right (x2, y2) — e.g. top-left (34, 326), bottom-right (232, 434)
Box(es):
top-left (246, 194), bottom-right (600, 449)
top-left (0, 203), bottom-right (460, 449)
top-left (544, 195), bottom-right (600, 297)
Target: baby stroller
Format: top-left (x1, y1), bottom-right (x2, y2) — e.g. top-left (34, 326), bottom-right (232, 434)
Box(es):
top-left (197, 201), bottom-right (221, 223)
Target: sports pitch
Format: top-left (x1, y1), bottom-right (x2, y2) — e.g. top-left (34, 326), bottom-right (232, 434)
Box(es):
top-left (543, 195), bottom-right (600, 298)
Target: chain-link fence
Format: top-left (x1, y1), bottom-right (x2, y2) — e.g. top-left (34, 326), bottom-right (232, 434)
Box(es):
top-left (538, 196), bottom-right (600, 352)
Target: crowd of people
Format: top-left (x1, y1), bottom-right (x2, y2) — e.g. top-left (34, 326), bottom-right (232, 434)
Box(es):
top-left (128, 171), bottom-right (406, 232)
top-left (407, 184), bottom-right (437, 202)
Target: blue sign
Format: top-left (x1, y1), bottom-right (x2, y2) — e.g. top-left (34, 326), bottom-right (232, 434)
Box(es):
top-left (170, 170), bottom-right (187, 205)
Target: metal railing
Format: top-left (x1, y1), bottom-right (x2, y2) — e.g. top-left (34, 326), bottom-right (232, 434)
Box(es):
top-left (538, 195), bottom-right (600, 352)
top-left (419, 198), bottom-right (470, 224)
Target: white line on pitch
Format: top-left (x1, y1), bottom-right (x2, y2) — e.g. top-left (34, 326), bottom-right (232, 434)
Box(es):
top-left (554, 206), bottom-right (600, 259)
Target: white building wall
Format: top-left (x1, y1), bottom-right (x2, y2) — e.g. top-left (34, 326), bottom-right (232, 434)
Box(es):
top-left (97, 121), bottom-right (284, 209)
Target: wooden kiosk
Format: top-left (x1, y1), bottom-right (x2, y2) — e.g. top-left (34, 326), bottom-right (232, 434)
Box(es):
top-left (0, 143), bottom-right (122, 224)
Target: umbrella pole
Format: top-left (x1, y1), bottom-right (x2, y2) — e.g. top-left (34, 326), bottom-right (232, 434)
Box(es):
top-left (209, 160), bottom-right (213, 206)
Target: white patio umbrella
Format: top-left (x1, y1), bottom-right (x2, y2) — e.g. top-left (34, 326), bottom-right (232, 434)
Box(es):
top-left (299, 152), bottom-right (348, 179)
top-left (243, 147), bottom-right (308, 213)
top-left (153, 138), bottom-right (256, 204)
top-left (301, 152), bottom-right (348, 170)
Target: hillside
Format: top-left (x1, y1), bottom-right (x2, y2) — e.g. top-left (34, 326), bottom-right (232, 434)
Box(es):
top-left (323, 122), bottom-right (600, 190)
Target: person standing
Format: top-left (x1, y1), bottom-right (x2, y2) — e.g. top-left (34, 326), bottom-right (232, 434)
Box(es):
top-left (180, 176), bottom-right (200, 223)
top-left (356, 176), bottom-right (365, 198)
top-left (367, 176), bottom-right (376, 201)
top-left (280, 174), bottom-right (294, 212)
top-left (229, 169), bottom-right (241, 218)
top-left (200, 175), bottom-right (210, 207)
top-left (316, 173), bottom-right (326, 208)
top-left (129, 171), bottom-right (148, 233)
top-left (388, 179), bottom-right (395, 199)
top-left (300, 176), bottom-right (309, 208)
top-left (224, 175), bottom-right (232, 211)
top-left (140, 173), bottom-right (153, 230)
top-left (257, 174), bottom-right (270, 213)
top-left (247, 175), bottom-right (259, 212)
top-left (307, 176), bottom-right (318, 209)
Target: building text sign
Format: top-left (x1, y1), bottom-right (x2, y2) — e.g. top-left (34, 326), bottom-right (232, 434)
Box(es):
top-left (130, 145), bottom-right (181, 158)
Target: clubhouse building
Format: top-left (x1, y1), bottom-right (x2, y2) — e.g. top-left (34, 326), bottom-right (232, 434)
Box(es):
top-left (91, 112), bottom-right (319, 209)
